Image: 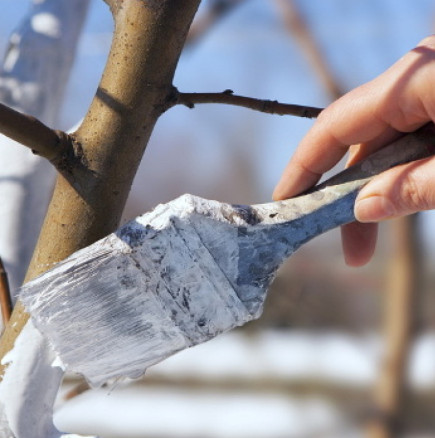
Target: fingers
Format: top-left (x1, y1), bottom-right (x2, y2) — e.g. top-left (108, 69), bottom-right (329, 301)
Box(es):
top-left (272, 88), bottom-right (392, 200)
top-left (346, 129), bottom-right (403, 168)
top-left (355, 156), bottom-right (435, 222)
top-left (273, 36), bottom-right (435, 266)
top-left (341, 222), bottom-right (378, 267)
top-left (273, 36), bottom-right (435, 201)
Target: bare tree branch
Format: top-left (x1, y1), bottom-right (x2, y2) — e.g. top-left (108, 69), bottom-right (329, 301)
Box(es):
top-left (0, 258), bottom-right (12, 330)
top-left (172, 89), bottom-right (323, 118)
top-left (0, 102), bottom-right (70, 163)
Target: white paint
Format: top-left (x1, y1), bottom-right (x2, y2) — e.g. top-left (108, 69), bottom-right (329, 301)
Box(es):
top-left (20, 195), bottom-right (253, 387)
top-left (0, 319), bottom-right (97, 438)
top-left (31, 13), bottom-right (61, 38)
top-left (0, 134), bottom-right (54, 298)
top-left (56, 386), bottom-right (343, 438)
top-left (0, 0), bottom-right (91, 309)
top-left (0, 319), bottom-right (63, 437)
top-left (17, 181), bottom-right (361, 388)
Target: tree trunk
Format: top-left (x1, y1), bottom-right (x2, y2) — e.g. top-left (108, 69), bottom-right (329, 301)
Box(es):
top-left (0, 0), bottom-right (90, 297)
top-left (366, 215), bottom-right (421, 438)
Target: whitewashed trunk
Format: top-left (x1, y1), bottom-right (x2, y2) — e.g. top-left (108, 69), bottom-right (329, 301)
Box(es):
top-left (0, 0), bottom-right (90, 436)
top-left (0, 0), bottom-right (90, 299)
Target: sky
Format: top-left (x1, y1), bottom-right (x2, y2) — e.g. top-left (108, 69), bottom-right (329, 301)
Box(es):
top-left (2, 0), bottom-right (435, 251)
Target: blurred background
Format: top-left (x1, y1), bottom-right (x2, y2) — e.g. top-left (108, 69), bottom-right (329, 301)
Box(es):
top-left (1, 0), bottom-right (435, 437)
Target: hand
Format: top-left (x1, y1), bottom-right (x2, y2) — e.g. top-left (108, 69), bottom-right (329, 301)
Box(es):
top-left (273, 36), bottom-right (435, 266)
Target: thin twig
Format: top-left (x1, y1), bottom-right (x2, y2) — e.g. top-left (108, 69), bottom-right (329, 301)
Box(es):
top-left (0, 258), bottom-right (12, 328)
top-left (172, 89), bottom-right (323, 118)
top-left (0, 101), bottom-right (69, 163)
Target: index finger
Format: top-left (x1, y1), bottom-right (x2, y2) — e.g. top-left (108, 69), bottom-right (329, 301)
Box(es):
top-left (273, 38), bottom-right (435, 200)
top-left (273, 82), bottom-right (396, 200)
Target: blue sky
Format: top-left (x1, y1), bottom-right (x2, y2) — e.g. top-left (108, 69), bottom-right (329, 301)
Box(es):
top-left (2, 0), bottom-right (435, 252)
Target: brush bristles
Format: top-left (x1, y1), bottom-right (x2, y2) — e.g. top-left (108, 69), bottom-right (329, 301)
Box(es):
top-left (20, 195), bottom-right (256, 386)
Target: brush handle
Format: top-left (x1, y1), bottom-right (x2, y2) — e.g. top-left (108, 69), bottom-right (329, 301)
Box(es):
top-left (249, 123), bottom-right (435, 255)
top-left (310, 123), bottom-right (435, 195)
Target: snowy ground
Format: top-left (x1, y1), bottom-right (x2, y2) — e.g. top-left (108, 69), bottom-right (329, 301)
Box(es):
top-left (54, 330), bottom-right (435, 438)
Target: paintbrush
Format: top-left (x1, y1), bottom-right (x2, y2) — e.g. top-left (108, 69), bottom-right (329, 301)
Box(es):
top-left (19, 123), bottom-right (435, 387)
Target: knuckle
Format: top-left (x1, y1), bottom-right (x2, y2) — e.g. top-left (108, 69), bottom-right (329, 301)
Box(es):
top-left (417, 34), bottom-right (435, 49)
top-left (398, 172), bottom-right (430, 213)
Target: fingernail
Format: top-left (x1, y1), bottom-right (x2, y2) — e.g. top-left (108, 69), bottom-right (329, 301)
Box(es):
top-left (355, 195), bottom-right (396, 223)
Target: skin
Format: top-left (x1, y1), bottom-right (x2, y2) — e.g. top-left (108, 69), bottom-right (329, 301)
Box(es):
top-left (273, 35), bottom-right (435, 266)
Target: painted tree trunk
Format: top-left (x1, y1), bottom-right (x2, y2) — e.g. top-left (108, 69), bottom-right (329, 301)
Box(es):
top-left (0, 0), bottom-right (90, 302)
top-left (0, 0), bottom-right (90, 436)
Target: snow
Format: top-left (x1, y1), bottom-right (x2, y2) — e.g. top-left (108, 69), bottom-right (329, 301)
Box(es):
top-left (144, 330), bottom-right (379, 385)
top-left (408, 333), bottom-right (435, 389)
top-left (0, 319), bottom-right (64, 438)
top-left (54, 330), bottom-right (435, 437)
top-left (55, 386), bottom-right (355, 438)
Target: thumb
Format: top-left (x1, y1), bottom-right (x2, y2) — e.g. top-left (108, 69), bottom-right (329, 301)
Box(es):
top-left (355, 156), bottom-right (435, 222)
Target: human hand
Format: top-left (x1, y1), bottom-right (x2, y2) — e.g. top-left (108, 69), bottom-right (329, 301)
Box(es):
top-left (273, 36), bottom-right (435, 266)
